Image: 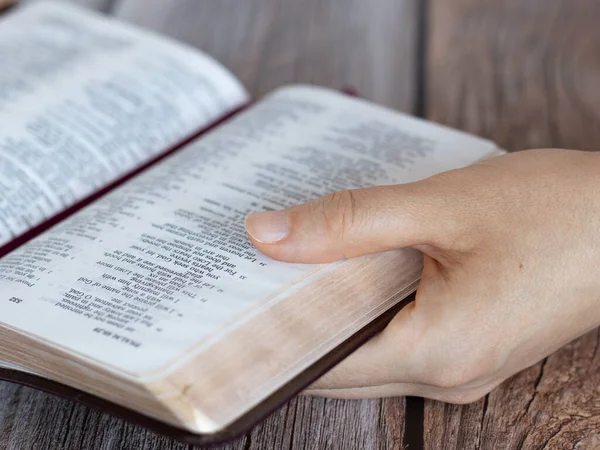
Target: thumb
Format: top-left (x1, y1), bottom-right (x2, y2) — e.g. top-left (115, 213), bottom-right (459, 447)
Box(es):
top-left (244, 179), bottom-right (462, 263)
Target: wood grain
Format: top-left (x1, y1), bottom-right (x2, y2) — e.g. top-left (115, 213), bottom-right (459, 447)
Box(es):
top-left (112, 0), bottom-right (418, 112)
top-left (0, 385), bottom-right (406, 450)
top-left (23, 0), bottom-right (115, 12)
top-left (0, 0), bottom-right (418, 449)
top-left (425, 0), bottom-right (600, 448)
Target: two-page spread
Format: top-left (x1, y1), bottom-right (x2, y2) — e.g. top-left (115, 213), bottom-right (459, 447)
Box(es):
top-left (0, 0), bottom-right (248, 250)
top-left (0, 1), bottom-right (503, 444)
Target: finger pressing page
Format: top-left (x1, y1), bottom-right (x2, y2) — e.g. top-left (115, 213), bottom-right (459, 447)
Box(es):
top-left (245, 182), bottom-right (449, 264)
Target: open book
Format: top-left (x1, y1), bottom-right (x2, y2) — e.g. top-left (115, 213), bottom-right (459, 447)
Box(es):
top-left (0, 2), bottom-right (504, 445)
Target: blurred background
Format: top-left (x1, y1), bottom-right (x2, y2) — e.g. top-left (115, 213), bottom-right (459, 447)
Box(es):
top-left (18, 0), bottom-right (600, 156)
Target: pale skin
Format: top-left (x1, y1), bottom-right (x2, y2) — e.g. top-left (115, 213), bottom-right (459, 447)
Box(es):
top-left (244, 149), bottom-right (600, 403)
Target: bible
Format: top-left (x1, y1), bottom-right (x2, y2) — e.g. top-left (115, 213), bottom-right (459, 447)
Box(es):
top-left (0, 2), bottom-right (504, 445)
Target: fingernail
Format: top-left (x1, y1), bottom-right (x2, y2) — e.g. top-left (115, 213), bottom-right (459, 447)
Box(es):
top-left (245, 211), bottom-right (290, 243)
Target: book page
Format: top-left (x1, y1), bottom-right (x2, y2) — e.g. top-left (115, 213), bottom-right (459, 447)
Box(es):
top-left (0, 2), bottom-right (248, 248)
top-left (0, 85), bottom-right (499, 380)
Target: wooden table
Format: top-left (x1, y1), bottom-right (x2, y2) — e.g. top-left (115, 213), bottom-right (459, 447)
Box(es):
top-left (5, 0), bottom-right (600, 448)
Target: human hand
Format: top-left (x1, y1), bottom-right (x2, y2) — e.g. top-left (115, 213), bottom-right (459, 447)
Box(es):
top-left (244, 149), bottom-right (600, 403)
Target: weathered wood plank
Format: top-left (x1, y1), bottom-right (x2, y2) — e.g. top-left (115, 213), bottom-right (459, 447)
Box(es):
top-left (0, 1), bottom-right (418, 449)
top-left (425, 0), bottom-right (600, 448)
top-left (23, 0), bottom-right (115, 12)
top-left (113, 0), bottom-right (418, 112)
top-left (0, 382), bottom-right (406, 450)
top-left (248, 396), bottom-right (405, 450)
